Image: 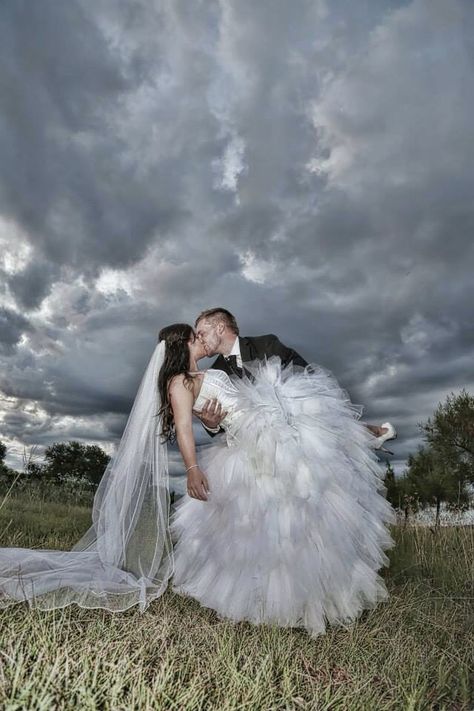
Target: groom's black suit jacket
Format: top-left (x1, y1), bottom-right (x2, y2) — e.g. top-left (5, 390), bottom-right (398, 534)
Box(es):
top-left (211, 334), bottom-right (308, 377)
top-left (207, 334), bottom-right (308, 436)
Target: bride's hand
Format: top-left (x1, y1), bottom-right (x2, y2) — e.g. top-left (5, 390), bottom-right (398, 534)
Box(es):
top-left (187, 467), bottom-right (210, 501)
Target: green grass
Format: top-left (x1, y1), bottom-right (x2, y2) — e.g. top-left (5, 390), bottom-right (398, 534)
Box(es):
top-left (0, 497), bottom-right (472, 710)
top-left (0, 496), bottom-right (92, 548)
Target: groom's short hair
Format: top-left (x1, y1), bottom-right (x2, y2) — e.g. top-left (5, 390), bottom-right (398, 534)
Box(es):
top-left (195, 308), bottom-right (239, 335)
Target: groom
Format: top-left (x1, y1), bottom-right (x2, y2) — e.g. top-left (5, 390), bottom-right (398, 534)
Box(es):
top-left (193, 307), bottom-right (395, 447)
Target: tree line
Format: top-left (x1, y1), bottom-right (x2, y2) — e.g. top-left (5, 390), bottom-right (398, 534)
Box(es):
top-left (384, 388), bottom-right (474, 525)
top-left (0, 440), bottom-right (110, 486)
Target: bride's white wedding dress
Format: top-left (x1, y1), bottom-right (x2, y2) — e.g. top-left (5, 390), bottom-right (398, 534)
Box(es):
top-left (170, 357), bottom-right (396, 637)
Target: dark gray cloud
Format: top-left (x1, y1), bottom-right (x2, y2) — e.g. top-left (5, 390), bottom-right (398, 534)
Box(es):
top-left (7, 259), bottom-right (59, 310)
top-left (0, 0), bottom-right (473, 484)
top-left (0, 307), bottom-right (31, 355)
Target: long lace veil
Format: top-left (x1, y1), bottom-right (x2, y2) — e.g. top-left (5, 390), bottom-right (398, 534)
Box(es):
top-left (0, 340), bottom-right (174, 612)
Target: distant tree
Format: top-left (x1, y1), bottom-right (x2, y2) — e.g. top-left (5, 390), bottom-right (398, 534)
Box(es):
top-left (0, 441), bottom-right (18, 479)
top-left (419, 388), bottom-right (474, 484)
top-left (383, 461), bottom-right (420, 521)
top-left (0, 441), bottom-right (7, 478)
top-left (395, 465), bottom-right (421, 526)
top-left (43, 441), bottom-right (110, 485)
top-left (383, 461), bottom-right (398, 508)
top-left (24, 461), bottom-right (47, 479)
top-left (13, 445), bottom-right (46, 484)
top-left (405, 445), bottom-right (470, 526)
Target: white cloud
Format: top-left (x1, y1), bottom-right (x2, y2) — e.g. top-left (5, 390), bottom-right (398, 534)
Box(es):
top-left (212, 134), bottom-right (248, 197)
top-left (0, 217), bottom-right (32, 276)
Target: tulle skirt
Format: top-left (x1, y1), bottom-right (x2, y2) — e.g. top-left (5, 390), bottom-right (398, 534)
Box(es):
top-left (169, 357), bottom-right (396, 638)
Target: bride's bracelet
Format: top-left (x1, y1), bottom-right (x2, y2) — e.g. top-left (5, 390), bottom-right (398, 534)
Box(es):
top-left (186, 464), bottom-right (199, 473)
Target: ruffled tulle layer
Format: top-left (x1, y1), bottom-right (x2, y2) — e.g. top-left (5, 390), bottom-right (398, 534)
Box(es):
top-left (169, 357), bottom-right (396, 638)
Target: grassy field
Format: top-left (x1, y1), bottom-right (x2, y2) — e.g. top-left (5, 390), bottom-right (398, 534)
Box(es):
top-left (0, 496), bottom-right (472, 710)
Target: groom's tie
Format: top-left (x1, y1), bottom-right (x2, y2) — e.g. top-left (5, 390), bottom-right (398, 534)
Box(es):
top-left (224, 354), bottom-right (243, 377)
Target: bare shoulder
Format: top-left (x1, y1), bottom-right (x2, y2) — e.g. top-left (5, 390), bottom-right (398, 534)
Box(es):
top-left (168, 373), bottom-right (189, 394)
top-left (168, 372), bottom-right (200, 398)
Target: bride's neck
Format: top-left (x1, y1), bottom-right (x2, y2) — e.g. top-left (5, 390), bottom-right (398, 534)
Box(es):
top-left (189, 357), bottom-right (198, 372)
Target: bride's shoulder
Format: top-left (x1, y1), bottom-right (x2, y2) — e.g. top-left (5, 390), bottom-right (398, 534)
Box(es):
top-left (167, 373), bottom-right (186, 393)
top-left (168, 372), bottom-right (200, 394)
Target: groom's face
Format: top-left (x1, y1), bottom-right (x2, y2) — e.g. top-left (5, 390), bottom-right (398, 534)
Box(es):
top-left (195, 319), bottom-right (221, 356)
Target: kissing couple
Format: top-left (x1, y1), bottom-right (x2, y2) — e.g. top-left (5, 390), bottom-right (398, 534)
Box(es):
top-left (0, 307), bottom-right (397, 639)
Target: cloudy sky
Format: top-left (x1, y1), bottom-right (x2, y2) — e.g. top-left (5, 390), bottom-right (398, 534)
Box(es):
top-left (0, 0), bottom-right (472, 490)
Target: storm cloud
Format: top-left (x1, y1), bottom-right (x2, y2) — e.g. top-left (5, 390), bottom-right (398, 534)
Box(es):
top-left (0, 0), bottom-right (472, 488)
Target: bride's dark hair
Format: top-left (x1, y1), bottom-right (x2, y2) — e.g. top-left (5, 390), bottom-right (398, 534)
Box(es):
top-left (157, 323), bottom-right (196, 443)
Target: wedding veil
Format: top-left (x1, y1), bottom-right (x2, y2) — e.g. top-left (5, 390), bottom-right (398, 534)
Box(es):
top-left (0, 340), bottom-right (174, 612)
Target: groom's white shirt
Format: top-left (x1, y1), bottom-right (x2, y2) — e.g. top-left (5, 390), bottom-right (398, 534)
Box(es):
top-left (227, 336), bottom-right (243, 368)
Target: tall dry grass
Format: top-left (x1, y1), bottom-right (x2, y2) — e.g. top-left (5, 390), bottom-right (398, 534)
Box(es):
top-left (0, 496), bottom-right (472, 710)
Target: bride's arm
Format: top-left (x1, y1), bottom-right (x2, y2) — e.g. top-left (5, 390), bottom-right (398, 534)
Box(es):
top-left (169, 375), bottom-right (210, 501)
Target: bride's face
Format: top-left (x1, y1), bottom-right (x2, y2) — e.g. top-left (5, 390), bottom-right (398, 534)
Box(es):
top-left (188, 330), bottom-right (207, 361)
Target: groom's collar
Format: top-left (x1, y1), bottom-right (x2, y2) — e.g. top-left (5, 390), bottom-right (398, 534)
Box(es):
top-left (228, 335), bottom-right (240, 357)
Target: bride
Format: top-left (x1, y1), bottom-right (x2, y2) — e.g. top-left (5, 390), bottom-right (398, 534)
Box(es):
top-left (0, 322), bottom-right (396, 638)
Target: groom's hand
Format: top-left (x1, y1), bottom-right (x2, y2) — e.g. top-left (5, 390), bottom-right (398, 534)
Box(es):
top-left (193, 398), bottom-right (227, 430)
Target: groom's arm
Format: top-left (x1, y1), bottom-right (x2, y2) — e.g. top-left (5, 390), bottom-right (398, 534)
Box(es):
top-left (266, 334), bottom-right (309, 368)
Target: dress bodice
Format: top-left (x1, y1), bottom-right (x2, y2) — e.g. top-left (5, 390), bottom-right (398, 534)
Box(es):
top-left (193, 369), bottom-right (240, 431)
